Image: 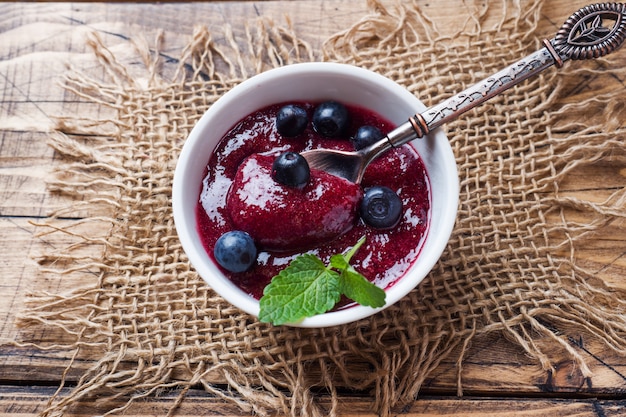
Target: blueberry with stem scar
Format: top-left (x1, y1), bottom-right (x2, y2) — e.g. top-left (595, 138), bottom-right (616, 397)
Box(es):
top-left (312, 101), bottom-right (349, 137)
top-left (360, 186), bottom-right (403, 229)
top-left (272, 151), bottom-right (311, 188)
top-left (214, 231), bottom-right (258, 273)
top-left (276, 104), bottom-right (308, 137)
top-left (352, 125), bottom-right (384, 150)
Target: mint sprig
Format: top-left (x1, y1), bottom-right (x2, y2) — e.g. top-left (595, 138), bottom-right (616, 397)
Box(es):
top-left (258, 236), bottom-right (386, 325)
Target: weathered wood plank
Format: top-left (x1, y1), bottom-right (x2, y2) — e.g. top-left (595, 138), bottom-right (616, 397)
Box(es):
top-left (2, 385), bottom-right (626, 417)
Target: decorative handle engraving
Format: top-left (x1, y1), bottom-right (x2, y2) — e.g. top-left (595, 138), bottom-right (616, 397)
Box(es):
top-left (416, 47), bottom-right (555, 134)
top-left (554, 2), bottom-right (626, 60)
top-left (387, 2), bottom-right (626, 146)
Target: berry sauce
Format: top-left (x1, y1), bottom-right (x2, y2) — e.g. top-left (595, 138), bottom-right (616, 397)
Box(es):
top-left (227, 153), bottom-right (363, 251)
top-left (196, 102), bottom-right (431, 305)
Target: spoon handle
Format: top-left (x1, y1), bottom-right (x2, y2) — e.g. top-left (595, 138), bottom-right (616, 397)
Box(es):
top-left (387, 2), bottom-right (626, 147)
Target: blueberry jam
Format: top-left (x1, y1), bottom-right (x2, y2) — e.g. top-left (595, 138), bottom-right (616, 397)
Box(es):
top-left (227, 153), bottom-right (363, 251)
top-left (196, 102), bottom-right (431, 305)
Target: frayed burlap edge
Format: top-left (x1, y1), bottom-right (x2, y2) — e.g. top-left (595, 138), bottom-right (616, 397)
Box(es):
top-left (322, 0), bottom-right (626, 377)
top-left (13, 1), bottom-right (626, 416)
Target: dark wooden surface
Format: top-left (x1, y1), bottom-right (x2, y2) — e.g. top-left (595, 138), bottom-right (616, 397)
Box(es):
top-left (1, 1), bottom-right (626, 415)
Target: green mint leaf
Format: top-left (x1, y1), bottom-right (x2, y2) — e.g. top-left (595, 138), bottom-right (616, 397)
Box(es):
top-left (329, 235), bottom-right (365, 270)
top-left (258, 236), bottom-right (386, 325)
top-left (339, 269), bottom-right (386, 308)
top-left (330, 236), bottom-right (384, 308)
top-left (329, 253), bottom-right (349, 271)
top-left (259, 254), bottom-right (341, 325)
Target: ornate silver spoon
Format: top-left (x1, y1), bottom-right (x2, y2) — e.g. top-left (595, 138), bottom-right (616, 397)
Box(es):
top-left (302, 3), bottom-right (626, 183)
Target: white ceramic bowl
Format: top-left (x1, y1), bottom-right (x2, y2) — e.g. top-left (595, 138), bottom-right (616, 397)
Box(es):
top-left (173, 62), bottom-right (458, 327)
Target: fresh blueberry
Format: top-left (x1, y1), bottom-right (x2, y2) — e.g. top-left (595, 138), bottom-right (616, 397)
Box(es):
top-left (312, 101), bottom-right (349, 137)
top-left (276, 104), bottom-right (308, 137)
top-left (360, 186), bottom-right (403, 229)
top-left (352, 125), bottom-right (384, 150)
top-left (214, 231), bottom-right (257, 273)
top-left (272, 151), bottom-right (310, 188)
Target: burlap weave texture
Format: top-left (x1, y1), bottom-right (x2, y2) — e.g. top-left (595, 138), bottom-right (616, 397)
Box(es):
top-left (17, 1), bottom-right (626, 416)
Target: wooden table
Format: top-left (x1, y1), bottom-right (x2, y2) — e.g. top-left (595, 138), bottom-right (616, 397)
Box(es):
top-left (2, 1), bottom-right (626, 416)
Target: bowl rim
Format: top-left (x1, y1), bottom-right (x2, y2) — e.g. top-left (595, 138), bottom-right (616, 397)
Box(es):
top-left (173, 62), bottom-right (459, 327)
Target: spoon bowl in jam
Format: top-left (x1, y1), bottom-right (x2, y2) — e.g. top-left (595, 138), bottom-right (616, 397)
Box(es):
top-left (172, 63), bottom-right (459, 327)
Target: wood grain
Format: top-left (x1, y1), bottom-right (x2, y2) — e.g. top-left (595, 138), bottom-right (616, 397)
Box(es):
top-left (1, 1), bottom-right (626, 416)
top-left (3, 385), bottom-right (626, 417)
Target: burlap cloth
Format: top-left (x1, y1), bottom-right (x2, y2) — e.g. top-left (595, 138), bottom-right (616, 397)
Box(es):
top-left (16, 1), bottom-right (626, 416)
